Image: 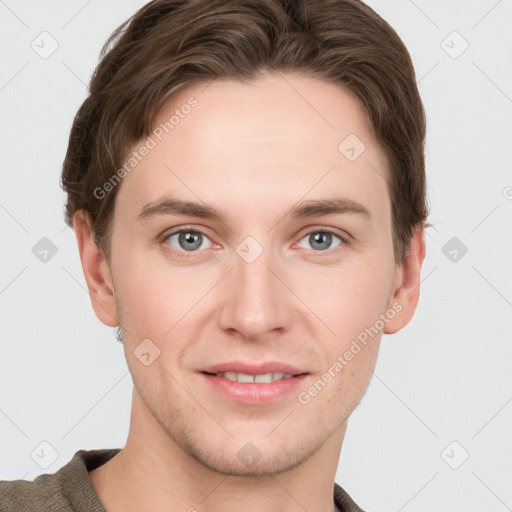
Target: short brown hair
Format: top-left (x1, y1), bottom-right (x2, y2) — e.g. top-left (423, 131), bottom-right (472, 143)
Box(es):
top-left (61, 0), bottom-right (428, 263)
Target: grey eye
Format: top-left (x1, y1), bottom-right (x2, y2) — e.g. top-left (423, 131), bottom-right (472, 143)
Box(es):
top-left (166, 230), bottom-right (212, 252)
top-left (298, 231), bottom-right (342, 251)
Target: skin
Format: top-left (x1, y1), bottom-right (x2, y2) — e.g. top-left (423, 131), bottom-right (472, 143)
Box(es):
top-left (75, 72), bottom-right (425, 512)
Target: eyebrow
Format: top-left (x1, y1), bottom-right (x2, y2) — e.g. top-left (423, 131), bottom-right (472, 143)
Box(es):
top-left (137, 196), bottom-right (370, 222)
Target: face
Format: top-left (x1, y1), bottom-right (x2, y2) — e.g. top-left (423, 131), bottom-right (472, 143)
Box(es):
top-left (86, 72), bottom-right (413, 476)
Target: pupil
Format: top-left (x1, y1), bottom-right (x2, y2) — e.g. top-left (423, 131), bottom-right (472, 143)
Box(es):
top-left (311, 232), bottom-right (331, 250)
top-left (180, 231), bottom-right (201, 251)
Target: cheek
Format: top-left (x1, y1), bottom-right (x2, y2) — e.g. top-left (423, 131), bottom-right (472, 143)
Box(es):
top-left (113, 256), bottom-right (172, 336)
top-left (332, 343), bottom-right (380, 410)
top-left (114, 251), bottom-right (216, 341)
top-left (324, 261), bottom-right (392, 394)
top-left (305, 261), bottom-right (393, 344)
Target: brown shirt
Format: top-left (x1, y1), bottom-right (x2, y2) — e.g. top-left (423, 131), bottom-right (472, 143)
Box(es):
top-left (0, 449), bottom-right (365, 511)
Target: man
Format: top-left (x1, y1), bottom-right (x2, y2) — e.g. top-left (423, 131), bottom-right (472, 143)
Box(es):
top-left (1, 0), bottom-right (427, 510)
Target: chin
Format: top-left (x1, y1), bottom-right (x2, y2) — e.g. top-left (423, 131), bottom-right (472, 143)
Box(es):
top-left (184, 439), bottom-right (314, 477)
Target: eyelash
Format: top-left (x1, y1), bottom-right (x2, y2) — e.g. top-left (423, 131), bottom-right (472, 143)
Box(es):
top-left (160, 226), bottom-right (350, 258)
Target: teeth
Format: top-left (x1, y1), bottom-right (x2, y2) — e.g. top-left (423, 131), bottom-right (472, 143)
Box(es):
top-left (255, 373), bottom-right (275, 383)
top-left (217, 372), bottom-right (294, 383)
top-left (238, 373), bottom-right (255, 383)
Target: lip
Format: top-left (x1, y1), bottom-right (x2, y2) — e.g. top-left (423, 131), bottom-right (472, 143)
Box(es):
top-left (200, 361), bottom-right (306, 375)
top-left (198, 361), bottom-right (309, 405)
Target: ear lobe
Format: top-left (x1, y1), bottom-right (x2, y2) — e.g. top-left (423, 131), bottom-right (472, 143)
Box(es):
top-left (383, 225), bottom-right (426, 335)
top-left (73, 211), bottom-right (119, 327)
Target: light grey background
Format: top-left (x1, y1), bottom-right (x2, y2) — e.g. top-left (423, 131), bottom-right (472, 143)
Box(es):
top-left (1, 1), bottom-right (511, 510)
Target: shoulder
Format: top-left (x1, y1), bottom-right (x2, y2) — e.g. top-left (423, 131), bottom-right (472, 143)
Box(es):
top-left (0, 448), bottom-right (120, 512)
top-left (334, 481), bottom-right (366, 512)
top-left (0, 471), bottom-right (72, 511)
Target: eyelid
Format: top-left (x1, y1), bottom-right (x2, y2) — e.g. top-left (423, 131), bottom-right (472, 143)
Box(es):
top-left (294, 227), bottom-right (351, 254)
top-left (160, 224), bottom-right (212, 241)
top-left (160, 225), bottom-right (215, 256)
top-left (296, 225), bottom-right (351, 244)
top-left (294, 224), bottom-right (354, 249)
top-left (160, 224), bottom-right (351, 257)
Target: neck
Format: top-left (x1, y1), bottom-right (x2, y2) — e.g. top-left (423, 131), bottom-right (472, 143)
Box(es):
top-left (90, 388), bottom-right (345, 512)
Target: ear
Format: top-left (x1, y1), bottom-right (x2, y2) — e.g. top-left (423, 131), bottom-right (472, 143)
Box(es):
top-left (383, 224), bottom-right (426, 335)
top-left (73, 211), bottom-right (119, 327)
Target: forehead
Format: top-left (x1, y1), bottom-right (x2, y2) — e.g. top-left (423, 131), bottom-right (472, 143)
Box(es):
top-left (117, 72), bottom-right (390, 225)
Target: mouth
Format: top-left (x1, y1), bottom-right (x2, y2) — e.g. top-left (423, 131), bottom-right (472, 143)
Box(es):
top-left (203, 371), bottom-right (296, 383)
top-left (198, 362), bottom-right (309, 404)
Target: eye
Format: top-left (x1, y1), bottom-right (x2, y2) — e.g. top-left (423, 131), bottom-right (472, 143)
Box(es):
top-left (165, 229), bottom-right (212, 253)
top-left (297, 230), bottom-right (344, 252)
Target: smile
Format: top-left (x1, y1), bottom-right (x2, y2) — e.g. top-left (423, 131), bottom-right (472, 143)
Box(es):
top-left (213, 372), bottom-right (294, 383)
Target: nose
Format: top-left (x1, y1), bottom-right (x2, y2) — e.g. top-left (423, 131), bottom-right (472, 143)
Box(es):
top-left (216, 239), bottom-right (294, 341)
